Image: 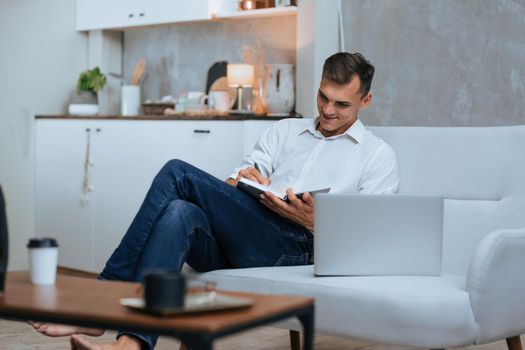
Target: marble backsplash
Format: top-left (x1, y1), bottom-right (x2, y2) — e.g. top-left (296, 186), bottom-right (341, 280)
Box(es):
top-left (122, 16), bottom-right (296, 102)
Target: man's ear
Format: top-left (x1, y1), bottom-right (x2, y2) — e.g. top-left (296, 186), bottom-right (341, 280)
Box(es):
top-left (360, 93), bottom-right (372, 109)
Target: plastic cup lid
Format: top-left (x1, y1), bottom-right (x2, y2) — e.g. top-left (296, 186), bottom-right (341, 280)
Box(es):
top-left (27, 238), bottom-right (58, 248)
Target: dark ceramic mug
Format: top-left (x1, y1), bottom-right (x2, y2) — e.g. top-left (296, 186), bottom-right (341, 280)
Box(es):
top-left (144, 270), bottom-right (186, 310)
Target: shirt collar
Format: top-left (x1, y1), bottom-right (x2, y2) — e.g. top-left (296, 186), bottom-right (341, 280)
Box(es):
top-left (300, 117), bottom-right (366, 144)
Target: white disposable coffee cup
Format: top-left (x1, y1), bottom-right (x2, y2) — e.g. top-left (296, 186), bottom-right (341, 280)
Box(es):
top-left (27, 238), bottom-right (59, 285)
top-left (208, 91), bottom-right (231, 112)
top-left (121, 85), bottom-right (141, 116)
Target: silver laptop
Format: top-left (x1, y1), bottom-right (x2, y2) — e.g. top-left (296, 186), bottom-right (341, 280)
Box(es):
top-left (314, 193), bottom-right (443, 276)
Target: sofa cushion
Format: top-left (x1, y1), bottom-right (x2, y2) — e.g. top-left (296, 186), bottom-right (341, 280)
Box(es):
top-left (203, 265), bottom-right (478, 348)
top-left (370, 126), bottom-right (525, 276)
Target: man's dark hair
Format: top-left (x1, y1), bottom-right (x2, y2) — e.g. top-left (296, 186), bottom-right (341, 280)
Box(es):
top-left (322, 52), bottom-right (375, 98)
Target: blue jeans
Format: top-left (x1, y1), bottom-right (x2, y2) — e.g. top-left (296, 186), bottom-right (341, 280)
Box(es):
top-left (99, 160), bottom-right (313, 349)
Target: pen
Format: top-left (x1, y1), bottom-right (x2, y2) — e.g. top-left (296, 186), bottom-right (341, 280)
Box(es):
top-left (254, 162), bottom-right (261, 172)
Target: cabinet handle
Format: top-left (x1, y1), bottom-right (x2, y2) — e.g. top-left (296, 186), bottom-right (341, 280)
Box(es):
top-left (193, 129), bottom-right (211, 134)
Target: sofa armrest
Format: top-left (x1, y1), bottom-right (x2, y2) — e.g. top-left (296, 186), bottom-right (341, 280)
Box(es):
top-left (466, 228), bottom-right (525, 343)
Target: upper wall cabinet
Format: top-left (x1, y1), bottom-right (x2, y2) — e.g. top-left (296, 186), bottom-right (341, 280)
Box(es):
top-left (76, 0), bottom-right (297, 31)
top-left (77, 0), bottom-right (218, 31)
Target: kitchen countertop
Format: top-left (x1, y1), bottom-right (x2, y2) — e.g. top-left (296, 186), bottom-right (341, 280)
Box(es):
top-left (35, 114), bottom-right (302, 121)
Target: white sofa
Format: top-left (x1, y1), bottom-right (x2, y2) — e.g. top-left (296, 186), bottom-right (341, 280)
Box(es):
top-left (202, 126), bottom-right (525, 349)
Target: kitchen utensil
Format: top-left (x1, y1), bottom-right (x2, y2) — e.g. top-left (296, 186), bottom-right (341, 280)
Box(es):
top-left (208, 91), bottom-right (231, 112)
top-left (210, 77), bottom-right (236, 109)
top-left (121, 85), bottom-right (141, 115)
top-left (131, 58), bottom-right (146, 85)
top-left (206, 61), bottom-right (228, 94)
top-left (209, 76), bottom-right (229, 91)
top-left (142, 103), bottom-right (175, 115)
top-left (68, 104), bottom-right (99, 116)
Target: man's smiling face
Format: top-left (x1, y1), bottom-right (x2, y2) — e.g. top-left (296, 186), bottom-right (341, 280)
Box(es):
top-left (316, 75), bottom-right (372, 137)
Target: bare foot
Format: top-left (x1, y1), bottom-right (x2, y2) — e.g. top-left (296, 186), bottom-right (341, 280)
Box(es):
top-left (28, 321), bottom-right (105, 337)
top-left (70, 334), bottom-right (142, 350)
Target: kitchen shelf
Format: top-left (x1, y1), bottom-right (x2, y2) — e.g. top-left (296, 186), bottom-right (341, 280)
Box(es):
top-left (35, 114), bottom-right (302, 121)
top-left (213, 6), bottom-right (297, 21)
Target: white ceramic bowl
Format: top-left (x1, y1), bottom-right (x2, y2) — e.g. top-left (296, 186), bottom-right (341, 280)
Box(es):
top-left (68, 104), bottom-right (99, 116)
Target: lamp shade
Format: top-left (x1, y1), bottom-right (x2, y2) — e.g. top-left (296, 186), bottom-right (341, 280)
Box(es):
top-left (227, 64), bottom-right (254, 87)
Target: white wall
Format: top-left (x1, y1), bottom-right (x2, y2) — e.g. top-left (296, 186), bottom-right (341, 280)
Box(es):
top-left (0, 0), bottom-right (88, 269)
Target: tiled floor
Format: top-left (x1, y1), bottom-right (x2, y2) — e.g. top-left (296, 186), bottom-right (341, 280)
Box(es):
top-left (0, 318), bottom-right (520, 350)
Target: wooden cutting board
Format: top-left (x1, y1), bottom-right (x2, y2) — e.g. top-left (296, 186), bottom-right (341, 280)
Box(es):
top-left (206, 61), bottom-right (228, 93)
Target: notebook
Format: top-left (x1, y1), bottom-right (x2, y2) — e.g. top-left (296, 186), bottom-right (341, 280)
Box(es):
top-left (314, 193), bottom-right (443, 276)
top-left (237, 177), bottom-right (330, 202)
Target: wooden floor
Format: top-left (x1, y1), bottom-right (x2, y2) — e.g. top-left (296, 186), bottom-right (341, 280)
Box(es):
top-left (0, 270), bottom-right (521, 349)
top-left (0, 318), bottom-right (520, 350)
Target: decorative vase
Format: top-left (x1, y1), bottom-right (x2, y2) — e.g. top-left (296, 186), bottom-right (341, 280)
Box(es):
top-left (263, 64), bottom-right (295, 115)
top-left (68, 91), bottom-right (99, 116)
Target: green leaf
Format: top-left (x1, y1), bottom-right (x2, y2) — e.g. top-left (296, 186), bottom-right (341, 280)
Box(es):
top-left (76, 66), bottom-right (107, 94)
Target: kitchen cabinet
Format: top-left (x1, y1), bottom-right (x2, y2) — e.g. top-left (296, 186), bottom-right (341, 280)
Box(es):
top-left (35, 118), bottom-right (272, 272)
top-left (76, 0), bottom-right (217, 31)
top-left (160, 121), bottom-right (244, 182)
top-left (35, 121), bottom-right (95, 271)
top-left (76, 0), bottom-right (297, 31)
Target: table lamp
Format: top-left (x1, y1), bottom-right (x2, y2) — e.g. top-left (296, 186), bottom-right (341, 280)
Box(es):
top-left (227, 63), bottom-right (254, 114)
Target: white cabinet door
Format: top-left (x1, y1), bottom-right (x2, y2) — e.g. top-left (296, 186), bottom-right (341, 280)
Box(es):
top-left (90, 121), bottom-right (166, 272)
top-left (90, 120), bottom-right (244, 271)
top-left (77, 0), bottom-right (131, 31)
top-left (35, 119), bottom-right (274, 272)
top-left (76, 0), bottom-right (215, 31)
top-left (161, 121), bottom-right (244, 181)
top-left (35, 120), bottom-right (95, 271)
top-left (138, 0), bottom-right (212, 27)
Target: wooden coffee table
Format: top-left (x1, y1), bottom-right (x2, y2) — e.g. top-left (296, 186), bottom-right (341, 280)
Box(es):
top-left (0, 272), bottom-right (314, 349)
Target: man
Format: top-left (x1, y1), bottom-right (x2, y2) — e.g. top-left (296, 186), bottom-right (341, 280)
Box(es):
top-left (31, 52), bottom-right (398, 350)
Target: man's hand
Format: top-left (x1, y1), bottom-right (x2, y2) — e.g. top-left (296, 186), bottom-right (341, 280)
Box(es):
top-left (260, 189), bottom-right (315, 231)
top-left (227, 166), bottom-right (272, 187)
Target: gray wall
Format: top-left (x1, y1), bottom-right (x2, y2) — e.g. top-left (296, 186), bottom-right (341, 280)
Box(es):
top-left (343, 0), bottom-right (525, 126)
top-left (123, 17), bottom-right (296, 101)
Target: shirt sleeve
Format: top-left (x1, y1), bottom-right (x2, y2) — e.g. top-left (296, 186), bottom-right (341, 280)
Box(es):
top-left (228, 121), bottom-right (282, 180)
top-left (357, 143), bottom-right (399, 194)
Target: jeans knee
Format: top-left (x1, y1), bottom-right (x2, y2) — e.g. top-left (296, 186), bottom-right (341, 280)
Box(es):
top-left (164, 200), bottom-right (207, 229)
top-left (152, 200), bottom-right (201, 242)
top-left (164, 199), bottom-right (196, 219)
top-left (161, 159), bottom-right (188, 174)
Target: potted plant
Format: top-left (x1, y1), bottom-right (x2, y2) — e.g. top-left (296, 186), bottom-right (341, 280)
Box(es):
top-left (69, 67), bottom-right (107, 116)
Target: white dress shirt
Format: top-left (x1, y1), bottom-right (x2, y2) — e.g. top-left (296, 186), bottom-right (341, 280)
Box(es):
top-left (230, 117), bottom-right (399, 195)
